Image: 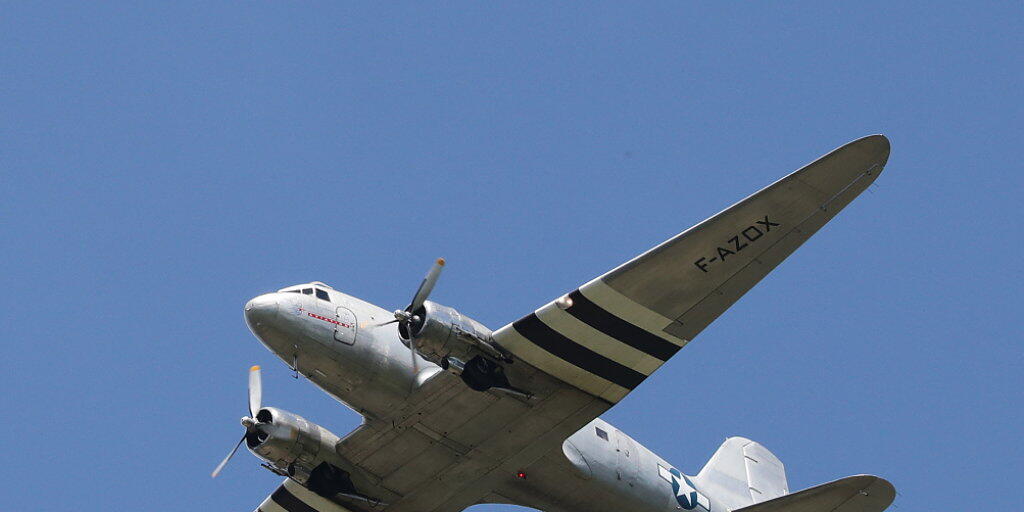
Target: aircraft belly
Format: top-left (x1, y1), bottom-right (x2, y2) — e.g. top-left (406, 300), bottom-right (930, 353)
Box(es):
top-left (322, 362), bottom-right (675, 512)
top-left (329, 365), bottom-right (612, 512)
top-left (493, 450), bottom-right (675, 512)
top-left (512, 420), bottom-right (730, 512)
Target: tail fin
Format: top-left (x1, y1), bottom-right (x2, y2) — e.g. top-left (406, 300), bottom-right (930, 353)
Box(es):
top-left (692, 437), bottom-right (788, 511)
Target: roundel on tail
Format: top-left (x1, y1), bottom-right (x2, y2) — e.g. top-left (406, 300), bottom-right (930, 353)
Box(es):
top-left (669, 468), bottom-right (711, 511)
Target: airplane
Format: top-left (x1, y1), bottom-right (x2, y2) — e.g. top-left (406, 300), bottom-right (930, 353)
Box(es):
top-left (214, 134), bottom-right (897, 512)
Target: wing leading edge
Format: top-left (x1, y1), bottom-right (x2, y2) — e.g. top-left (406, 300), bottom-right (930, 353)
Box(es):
top-left (492, 135), bottom-right (891, 402)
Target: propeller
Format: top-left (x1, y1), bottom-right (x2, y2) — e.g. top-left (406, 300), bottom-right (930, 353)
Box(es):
top-left (364, 258), bottom-right (445, 372)
top-left (211, 365), bottom-right (264, 478)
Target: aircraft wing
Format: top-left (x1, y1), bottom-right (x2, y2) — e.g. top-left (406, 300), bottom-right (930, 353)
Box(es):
top-left (491, 134), bottom-right (890, 402)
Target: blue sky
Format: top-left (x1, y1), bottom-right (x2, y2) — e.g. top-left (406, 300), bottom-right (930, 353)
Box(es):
top-left (1, 3), bottom-right (1020, 511)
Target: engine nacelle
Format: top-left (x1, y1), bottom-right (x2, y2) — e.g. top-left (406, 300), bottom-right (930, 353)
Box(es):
top-left (246, 407), bottom-right (339, 477)
top-left (407, 300), bottom-right (506, 366)
top-left (405, 301), bottom-right (523, 392)
top-left (246, 407), bottom-right (361, 499)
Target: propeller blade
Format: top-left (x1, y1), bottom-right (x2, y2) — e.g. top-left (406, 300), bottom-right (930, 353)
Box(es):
top-left (408, 258), bottom-right (445, 313)
top-left (211, 435), bottom-right (245, 478)
top-left (248, 365), bottom-right (262, 418)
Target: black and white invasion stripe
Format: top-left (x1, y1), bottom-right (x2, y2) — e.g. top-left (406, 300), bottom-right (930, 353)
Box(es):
top-left (254, 479), bottom-right (351, 512)
top-left (495, 279), bottom-right (689, 403)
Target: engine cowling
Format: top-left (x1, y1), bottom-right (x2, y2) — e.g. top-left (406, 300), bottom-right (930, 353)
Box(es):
top-left (246, 407), bottom-right (339, 478)
top-left (406, 300), bottom-right (507, 366)
top-left (404, 301), bottom-right (523, 392)
top-left (245, 407), bottom-right (367, 500)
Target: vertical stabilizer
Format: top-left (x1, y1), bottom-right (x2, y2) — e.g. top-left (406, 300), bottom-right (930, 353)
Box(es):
top-left (693, 437), bottom-right (789, 510)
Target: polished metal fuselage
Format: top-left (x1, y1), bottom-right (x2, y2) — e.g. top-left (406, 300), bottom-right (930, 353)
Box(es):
top-left (244, 286), bottom-right (720, 512)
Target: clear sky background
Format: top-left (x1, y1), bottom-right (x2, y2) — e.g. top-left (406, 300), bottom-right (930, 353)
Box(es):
top-left (2, 3), bottom-right (1020, 511)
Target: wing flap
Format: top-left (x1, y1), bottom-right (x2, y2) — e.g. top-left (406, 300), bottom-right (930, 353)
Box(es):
top-left (492, 135), bottom-right (890, 402)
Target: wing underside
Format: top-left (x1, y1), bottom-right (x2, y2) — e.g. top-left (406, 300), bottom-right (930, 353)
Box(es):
top-left (492, 135), bottom-right (890, 402)
top-left (250, 366), bottom-right (609, 512)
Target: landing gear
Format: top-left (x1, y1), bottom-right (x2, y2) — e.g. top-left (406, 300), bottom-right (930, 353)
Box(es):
top-left (462, 356), bottom-right (506, 391)
top-left (306, 463), bottom-right (387, 507)
top-left (306, 462), bottom-right (356, 497)
top-left (442, 355), bottom-right (533, 398)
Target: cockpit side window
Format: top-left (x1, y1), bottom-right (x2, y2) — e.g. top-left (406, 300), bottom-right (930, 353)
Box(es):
top-left (285, 289), bottom-right (300, 294)
top-left (302, 288), bottom-right (313, 295)
top-left (315, 289), bottom-right (330, 301)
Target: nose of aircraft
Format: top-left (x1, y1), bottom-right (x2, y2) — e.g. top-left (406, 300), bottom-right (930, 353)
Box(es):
top-left (244, 293), bottom-right (280, 331)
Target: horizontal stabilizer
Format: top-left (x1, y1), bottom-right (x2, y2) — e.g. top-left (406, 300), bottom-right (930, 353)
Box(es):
top-left (733, 475), bottom-right (895, 512)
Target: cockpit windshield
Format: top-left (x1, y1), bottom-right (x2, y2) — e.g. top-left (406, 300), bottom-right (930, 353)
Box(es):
top-left (278, 283), bottom-right (332, 302)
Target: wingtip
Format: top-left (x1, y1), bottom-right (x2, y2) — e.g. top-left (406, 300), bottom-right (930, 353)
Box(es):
top-left (840, 134), bottom-right (891, 173)
top-left (871, 132), bottom-right (890, 147)
top-left (842, 474), bottom-right (897, 509)
top-left (250, 365), bottom-right (260, 372)
top-left (858, 134), bottom-right (891, 159)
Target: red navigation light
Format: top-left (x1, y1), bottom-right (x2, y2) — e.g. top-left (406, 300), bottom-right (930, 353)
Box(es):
top-left (516, 471), bottom-right (527, 479)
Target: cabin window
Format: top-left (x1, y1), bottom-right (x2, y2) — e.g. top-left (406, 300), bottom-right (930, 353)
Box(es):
top-left (595, 427), bottom-right (608, 441)
top-left (315, 289), bottom-right (330, 301)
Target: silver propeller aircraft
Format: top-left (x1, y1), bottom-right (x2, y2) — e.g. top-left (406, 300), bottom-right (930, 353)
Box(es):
top-left (215, 135), bottom-right (896, 512)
